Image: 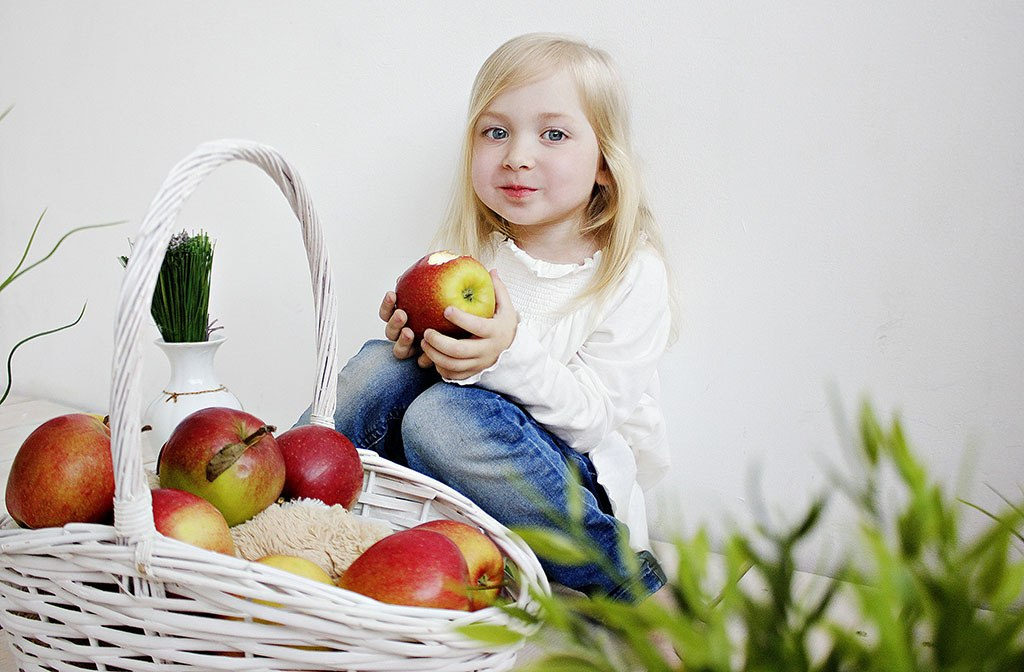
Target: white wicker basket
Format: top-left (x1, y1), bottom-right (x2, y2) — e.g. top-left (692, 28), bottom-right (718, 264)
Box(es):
top-left (0, 140), bottom-right (548, 671)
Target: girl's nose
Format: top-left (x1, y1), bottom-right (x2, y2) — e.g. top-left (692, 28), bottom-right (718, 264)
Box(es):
top-left (502, 138), bottom-right (535, 170)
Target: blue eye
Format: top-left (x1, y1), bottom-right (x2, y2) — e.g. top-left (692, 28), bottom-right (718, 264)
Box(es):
top-left (543, 129), bottom-right (566, 142)
top-left (483, 127), bottom-right (508, 140)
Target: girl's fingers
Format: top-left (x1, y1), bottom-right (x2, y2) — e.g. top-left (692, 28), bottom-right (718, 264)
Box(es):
top-left (378, 291), bottom-right (398, 322)
top-left (384, 308), bottom-right (408, 342)
top-left (416, 350), bottom-right (434, 369)
top-left (391, 327), bottom-right (417, 359)
top-left (440, 307), bottom-right (488, 339)
top-left (420, 332), bottom-right (482, 379)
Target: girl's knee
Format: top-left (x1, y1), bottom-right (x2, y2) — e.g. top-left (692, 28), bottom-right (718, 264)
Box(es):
top-left (402, 384), bottom-right (502, 466)
top-left (401, 384), bottom-right (454, 452)
top-left (338, 340), bottom-right (421, 401)
top-left (343, 340), bottom-right (399, 379)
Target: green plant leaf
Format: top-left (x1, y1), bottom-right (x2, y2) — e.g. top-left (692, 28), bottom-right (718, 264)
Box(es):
top-left (456, 622), bottom-right (526, 646)
top-left (962, 491), bottom-right (1024, 548)
top-left (513, 526), bottom-right (592, 566)
top-left (989, 561), bottom-right (1024, 611)
top-left (858, 400), bottom-right (883, 465)
top-left (522, 651), bottom-right (619, 672)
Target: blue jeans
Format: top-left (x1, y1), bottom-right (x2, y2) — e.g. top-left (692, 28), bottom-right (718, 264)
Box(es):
top-left (297, 340), bottom-right (665, 601)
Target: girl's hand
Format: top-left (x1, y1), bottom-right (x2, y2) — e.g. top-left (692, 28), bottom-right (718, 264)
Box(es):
top-left (379, 291), bottom-right (418, 361)
top-left (419, 270), bottom-right (517, 380)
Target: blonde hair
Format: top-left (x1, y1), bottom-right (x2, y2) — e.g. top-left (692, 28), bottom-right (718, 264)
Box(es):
top-left (438, 33), bottom-right (678, 337)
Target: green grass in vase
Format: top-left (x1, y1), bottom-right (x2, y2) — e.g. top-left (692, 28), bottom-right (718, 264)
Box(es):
top-left (152, 231), bottom-right (215, 343)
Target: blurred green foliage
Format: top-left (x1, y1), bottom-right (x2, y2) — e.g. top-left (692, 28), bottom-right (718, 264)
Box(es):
top-left (466, 402), bottom-right (1024, 671)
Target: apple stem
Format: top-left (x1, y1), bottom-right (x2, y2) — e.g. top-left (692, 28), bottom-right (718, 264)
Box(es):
top-left (243, 425), bottom-right (276, 446)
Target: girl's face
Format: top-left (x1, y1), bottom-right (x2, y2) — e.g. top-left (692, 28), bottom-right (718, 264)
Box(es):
top-left (471, 69), bottom-right (608, 239)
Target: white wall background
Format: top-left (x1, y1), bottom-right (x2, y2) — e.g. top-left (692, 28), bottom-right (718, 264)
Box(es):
top-left (2, 1), bottom-right (1022, 567)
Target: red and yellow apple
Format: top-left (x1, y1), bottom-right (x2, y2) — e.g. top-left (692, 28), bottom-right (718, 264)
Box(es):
top-left (235, 555), bottom-right (337, 656)
top-left (394, 251), bottom-right (496, 338)
top-left (151, 487), bottom-right (236, 555)
top-left (157, 407), bottom-right (285, 526)
top-left (255, 554), bottom-right (334, 584)
top-left (253, 554), bottom-right (334, 608)
top-left (276, 424), bottom-right (363, 509)
top-left (414, 519), bottom-right (505, 610)
top-left (337, 529), bottom-right (471, 610)
top-left (5, 413), bottom-right (114, 528)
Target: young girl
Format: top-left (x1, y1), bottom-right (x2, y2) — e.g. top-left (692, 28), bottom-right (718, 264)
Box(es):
top-left (306, 33), bottom-right (675, 602)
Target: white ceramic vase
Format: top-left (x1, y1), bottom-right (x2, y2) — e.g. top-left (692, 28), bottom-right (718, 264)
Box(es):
top-left (143, 333), bottom-right (243, 463)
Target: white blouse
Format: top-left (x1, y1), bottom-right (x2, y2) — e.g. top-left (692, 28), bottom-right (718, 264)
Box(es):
top-left (451, 234), bottom-right (672, 551)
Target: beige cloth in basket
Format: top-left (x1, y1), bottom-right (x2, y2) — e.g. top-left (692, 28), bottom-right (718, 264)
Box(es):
top-left (230, 498), bottom-right (393, 581)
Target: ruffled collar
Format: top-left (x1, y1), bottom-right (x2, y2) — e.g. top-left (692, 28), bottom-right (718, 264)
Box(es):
top-left (492, 233), bottom-right (601, 280)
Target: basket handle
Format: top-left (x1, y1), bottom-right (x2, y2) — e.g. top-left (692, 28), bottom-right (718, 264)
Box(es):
top-left (109, 140), bottom-right (338, 550)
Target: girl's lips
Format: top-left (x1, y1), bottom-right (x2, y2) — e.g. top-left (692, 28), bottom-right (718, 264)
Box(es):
top-left (500, 185), bottom-right (537, 198)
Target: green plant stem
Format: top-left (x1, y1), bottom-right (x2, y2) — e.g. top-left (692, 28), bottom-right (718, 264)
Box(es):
top-left (148, 230), bottom-right (215, 342)
top-left (1, 213), bottom-right (124, 293)
top-left (1, 208), bottom-right (124, 408)
top-left (1, 303), bottom-right (85, 406)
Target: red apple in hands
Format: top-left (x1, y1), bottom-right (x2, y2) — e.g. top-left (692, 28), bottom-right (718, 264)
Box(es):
top-left (337, 529), bottom-right (471, 610)
top-left (5, 413), bottom-right (114, 528)
top-left (395, 251), bottom-right (496, 338)
top-left (414, 519), bottom-right (505, 610)
top-left (157, 407), bottom-right (285, 526)
top-left (276, 424), bottom-right (363, 508)
top-left (151, 487), bottom-right (236, 555)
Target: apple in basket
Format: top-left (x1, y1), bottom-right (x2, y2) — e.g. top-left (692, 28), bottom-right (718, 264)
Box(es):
top-left (5, 413), bottom-right (115, 529)
top-left (275, 424), bottom-right (363, 508)
top-left (394, 251), bottom-right (496, 338)
top-left (337, 528), bottom-right (472, 610)
top-left (213, 554), bottom-right (336, 660)
top-left (253, 554), bottom-right (335, 607)
top-left (414, 519), bottom-right (505, 610)
top-left (151, 487), bottom-right (236, 555)
top-left (157, 407), bottom-right (285, 526)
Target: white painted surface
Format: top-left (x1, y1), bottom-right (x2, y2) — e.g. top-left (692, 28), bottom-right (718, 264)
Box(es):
top-left (1, 1), bottom-right (1021, 569)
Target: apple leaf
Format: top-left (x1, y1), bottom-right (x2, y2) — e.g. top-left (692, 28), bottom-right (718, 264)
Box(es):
top-left (205, 425), bottom-right (274, 482)
top-left (206, 441), bottom-right (247, 481)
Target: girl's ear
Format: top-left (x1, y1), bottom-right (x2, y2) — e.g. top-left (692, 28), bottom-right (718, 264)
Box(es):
top-left (596, 159), bottom-right (612, 187)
